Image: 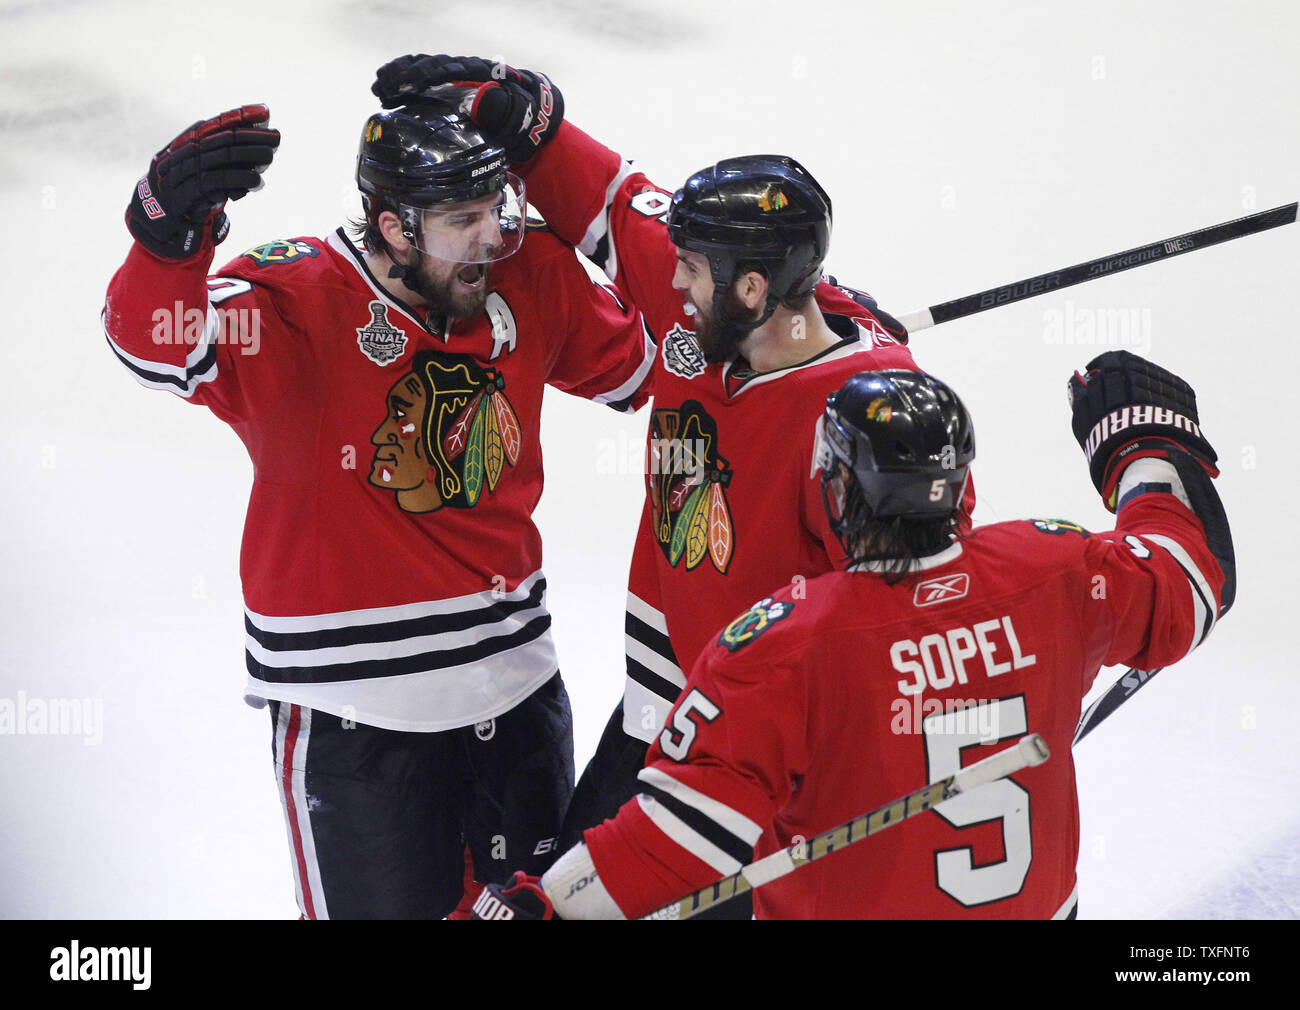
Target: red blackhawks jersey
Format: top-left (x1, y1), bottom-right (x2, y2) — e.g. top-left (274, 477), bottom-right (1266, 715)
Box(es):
top-left (584, 490), bottom-right (1226, 918)
top-left (102, 224), bottom-right (654, 731)
top-left (520, 122), bottom-right (971, 742)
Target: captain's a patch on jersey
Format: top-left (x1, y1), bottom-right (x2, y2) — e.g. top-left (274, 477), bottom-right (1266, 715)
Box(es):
top-left (1030, 518), bottom-right (1091, 537)
top-left (718, 597), bottom-right (793, 653)
top-left (241, 239), bottom-right (320, 267)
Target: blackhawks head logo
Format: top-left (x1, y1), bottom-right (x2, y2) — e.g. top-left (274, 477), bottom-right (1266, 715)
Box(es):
top-left (649, 400), bottom-right (735, 573)
top-left (369, 351), bottom-right (522, 514)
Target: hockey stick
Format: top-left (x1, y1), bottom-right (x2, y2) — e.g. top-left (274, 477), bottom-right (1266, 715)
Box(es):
top-left (1073, 666), bottom-right (1165, 746)
top-left (640, 733), bottom-right (1050, 920)
top-left (896, 202), bottom-right (1297, 333)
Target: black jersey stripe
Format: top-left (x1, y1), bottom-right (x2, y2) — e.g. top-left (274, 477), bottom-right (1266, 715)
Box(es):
top-left (625, 656), bottom-right (682, 706)
top-left (625, 611), bottom-right (677, 664)
top-left (105, 333), bottom-right (218, 391)
top-left (245, 578), bottom-right (548, 651)
top-left (639, 782), bottom-right (754, 868)
top-left (588, 232), bottom-right (611, 274)
top-left (246, 613), bottom-right (553, 685)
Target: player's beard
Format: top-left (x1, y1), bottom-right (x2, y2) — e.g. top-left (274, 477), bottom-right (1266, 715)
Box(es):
top-left (694, 286), bottom-right (762, 364)
top-left (398, 251), bottom-right (493, 320)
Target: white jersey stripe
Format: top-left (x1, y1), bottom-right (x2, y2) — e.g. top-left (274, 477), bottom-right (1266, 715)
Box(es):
top-left (637, 766), bottom-right (763, 846)
top-left (248, 633), bottom-right (559, 733)
top-left (102, 304), bottom-right (219, 378)
top-left (1052, 883), bottom-right (1080, 919)
top-left (592, 319), bottom-right (655, 409)
top-left (623, 635), bottom-right (686, 690)
top-left (626, 592), bottom-right (670, 636)
top-left (1143, 533), bottom-right (1217, 649)
top-left (103, 311), bottom-right (219, 398)
top-left (636, 793), bottom-right (742, 877)
top-left (622, 680), bottom-right (675, 743)
top-left (246, 570), bottom-right (546, 634)
top-left (580, 160), bottom-right (634, 259)
top-left (246, 599), bottom-right (550, 669)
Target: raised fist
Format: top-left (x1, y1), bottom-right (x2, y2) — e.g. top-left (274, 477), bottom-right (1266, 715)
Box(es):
top-left (1068, 350), bottom-right (1218, 509)
top-left (372, 54), bottom-right (563, 164)
top-left (127, 104), bottom-right (280, 259)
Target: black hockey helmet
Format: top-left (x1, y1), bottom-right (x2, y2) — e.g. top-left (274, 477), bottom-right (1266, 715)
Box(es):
top-left (667, 155), bottom-right (832, 330)
top-left (356, 101), bottom-right (525, 262)
top-left (817, 370), bottom-right (975, 551)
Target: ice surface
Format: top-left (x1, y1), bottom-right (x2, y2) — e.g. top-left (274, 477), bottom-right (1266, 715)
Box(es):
top-left (1, 0), bottom-right (1296, 918)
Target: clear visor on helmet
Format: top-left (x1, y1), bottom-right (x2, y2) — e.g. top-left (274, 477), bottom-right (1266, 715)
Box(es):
top-left (402, 172), bottom-right (527, 264)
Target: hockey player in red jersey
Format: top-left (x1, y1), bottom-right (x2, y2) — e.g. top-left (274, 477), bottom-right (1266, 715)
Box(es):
top-left (469, 352), bottom-right (1233, 919)
top-left (102, 100), bottom-right (655, 918)
top-left (371, 62), bottom-right (971, 897)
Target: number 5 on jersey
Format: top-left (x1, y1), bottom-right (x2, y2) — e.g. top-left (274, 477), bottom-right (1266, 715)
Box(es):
top-left (660, 689), bottom-right (721, 761)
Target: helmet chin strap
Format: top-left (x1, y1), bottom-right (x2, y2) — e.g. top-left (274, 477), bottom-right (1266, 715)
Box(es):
top-left (712, 288), bottom-right (779, 335)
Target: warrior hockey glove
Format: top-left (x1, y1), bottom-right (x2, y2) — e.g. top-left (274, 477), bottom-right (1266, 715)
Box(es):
top-left (372, 54), bottom-right (563, 164)
top-left (1068, 350), bottom-right (1218, 511)
top-left (468, 872), bottom-right (558, 920)
top-left (127, 105), bottom-right (280, 260)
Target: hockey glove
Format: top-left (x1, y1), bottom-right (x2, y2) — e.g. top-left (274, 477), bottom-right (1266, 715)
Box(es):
top-left (372, 54), bottom-right (563, 164)
top-left (468, 872), bottom-right (558, 920)
top-left (127, 105), bottom-right (280, 260)
top-left (825, 276), bottom-right (909, 344)
top-left (1068, 350), bottom-right (1218, 511)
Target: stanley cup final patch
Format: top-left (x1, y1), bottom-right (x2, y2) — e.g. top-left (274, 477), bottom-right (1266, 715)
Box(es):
top-left (662, 323), bottom-right (706, 379)
top-left (357, 301), bottom-right (409, 365)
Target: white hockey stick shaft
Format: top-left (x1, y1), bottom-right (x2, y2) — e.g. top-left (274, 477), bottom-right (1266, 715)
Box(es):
top-left (641, 733), bottom-right (1050, 920)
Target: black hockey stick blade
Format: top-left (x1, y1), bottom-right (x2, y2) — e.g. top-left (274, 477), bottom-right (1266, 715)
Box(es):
top-left (1073, 666), bottom-right (1166, 746)
top-left (899, 202), bottom-right (1297, 332)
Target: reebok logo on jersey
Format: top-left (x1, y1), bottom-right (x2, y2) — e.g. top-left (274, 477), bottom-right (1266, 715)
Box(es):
top-left (913, 573), bottom-right (969, 607)
top-left (858, 314), bottom-right (900, 349)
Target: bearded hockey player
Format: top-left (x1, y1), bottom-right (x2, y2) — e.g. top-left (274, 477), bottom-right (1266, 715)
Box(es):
top-left (469, 352), bottom-right (1234, 919)
top-left (371, 61), bottom-right (972, 912)
top-left (102, 101), bottom-right (655, 918)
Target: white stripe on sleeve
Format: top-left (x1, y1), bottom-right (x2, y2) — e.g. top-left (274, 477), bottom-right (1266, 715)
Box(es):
top-left (636, 793), bottom-right (743, 877)
top-left (637, 766), bottom-right (763, 847)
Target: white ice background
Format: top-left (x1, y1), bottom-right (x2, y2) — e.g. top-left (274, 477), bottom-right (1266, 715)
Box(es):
top-left (0, 0), bottom-right (1296, 918)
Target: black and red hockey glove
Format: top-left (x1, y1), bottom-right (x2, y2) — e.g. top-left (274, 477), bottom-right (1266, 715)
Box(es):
top-left (468, 872), bottom-right (558, 920)
top-left (127, 104), bottom-right (280, 260)
top-left (1068, 350), bottom-right (1218, 511)
top-left (372, 54), bottom-right (563, 164)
